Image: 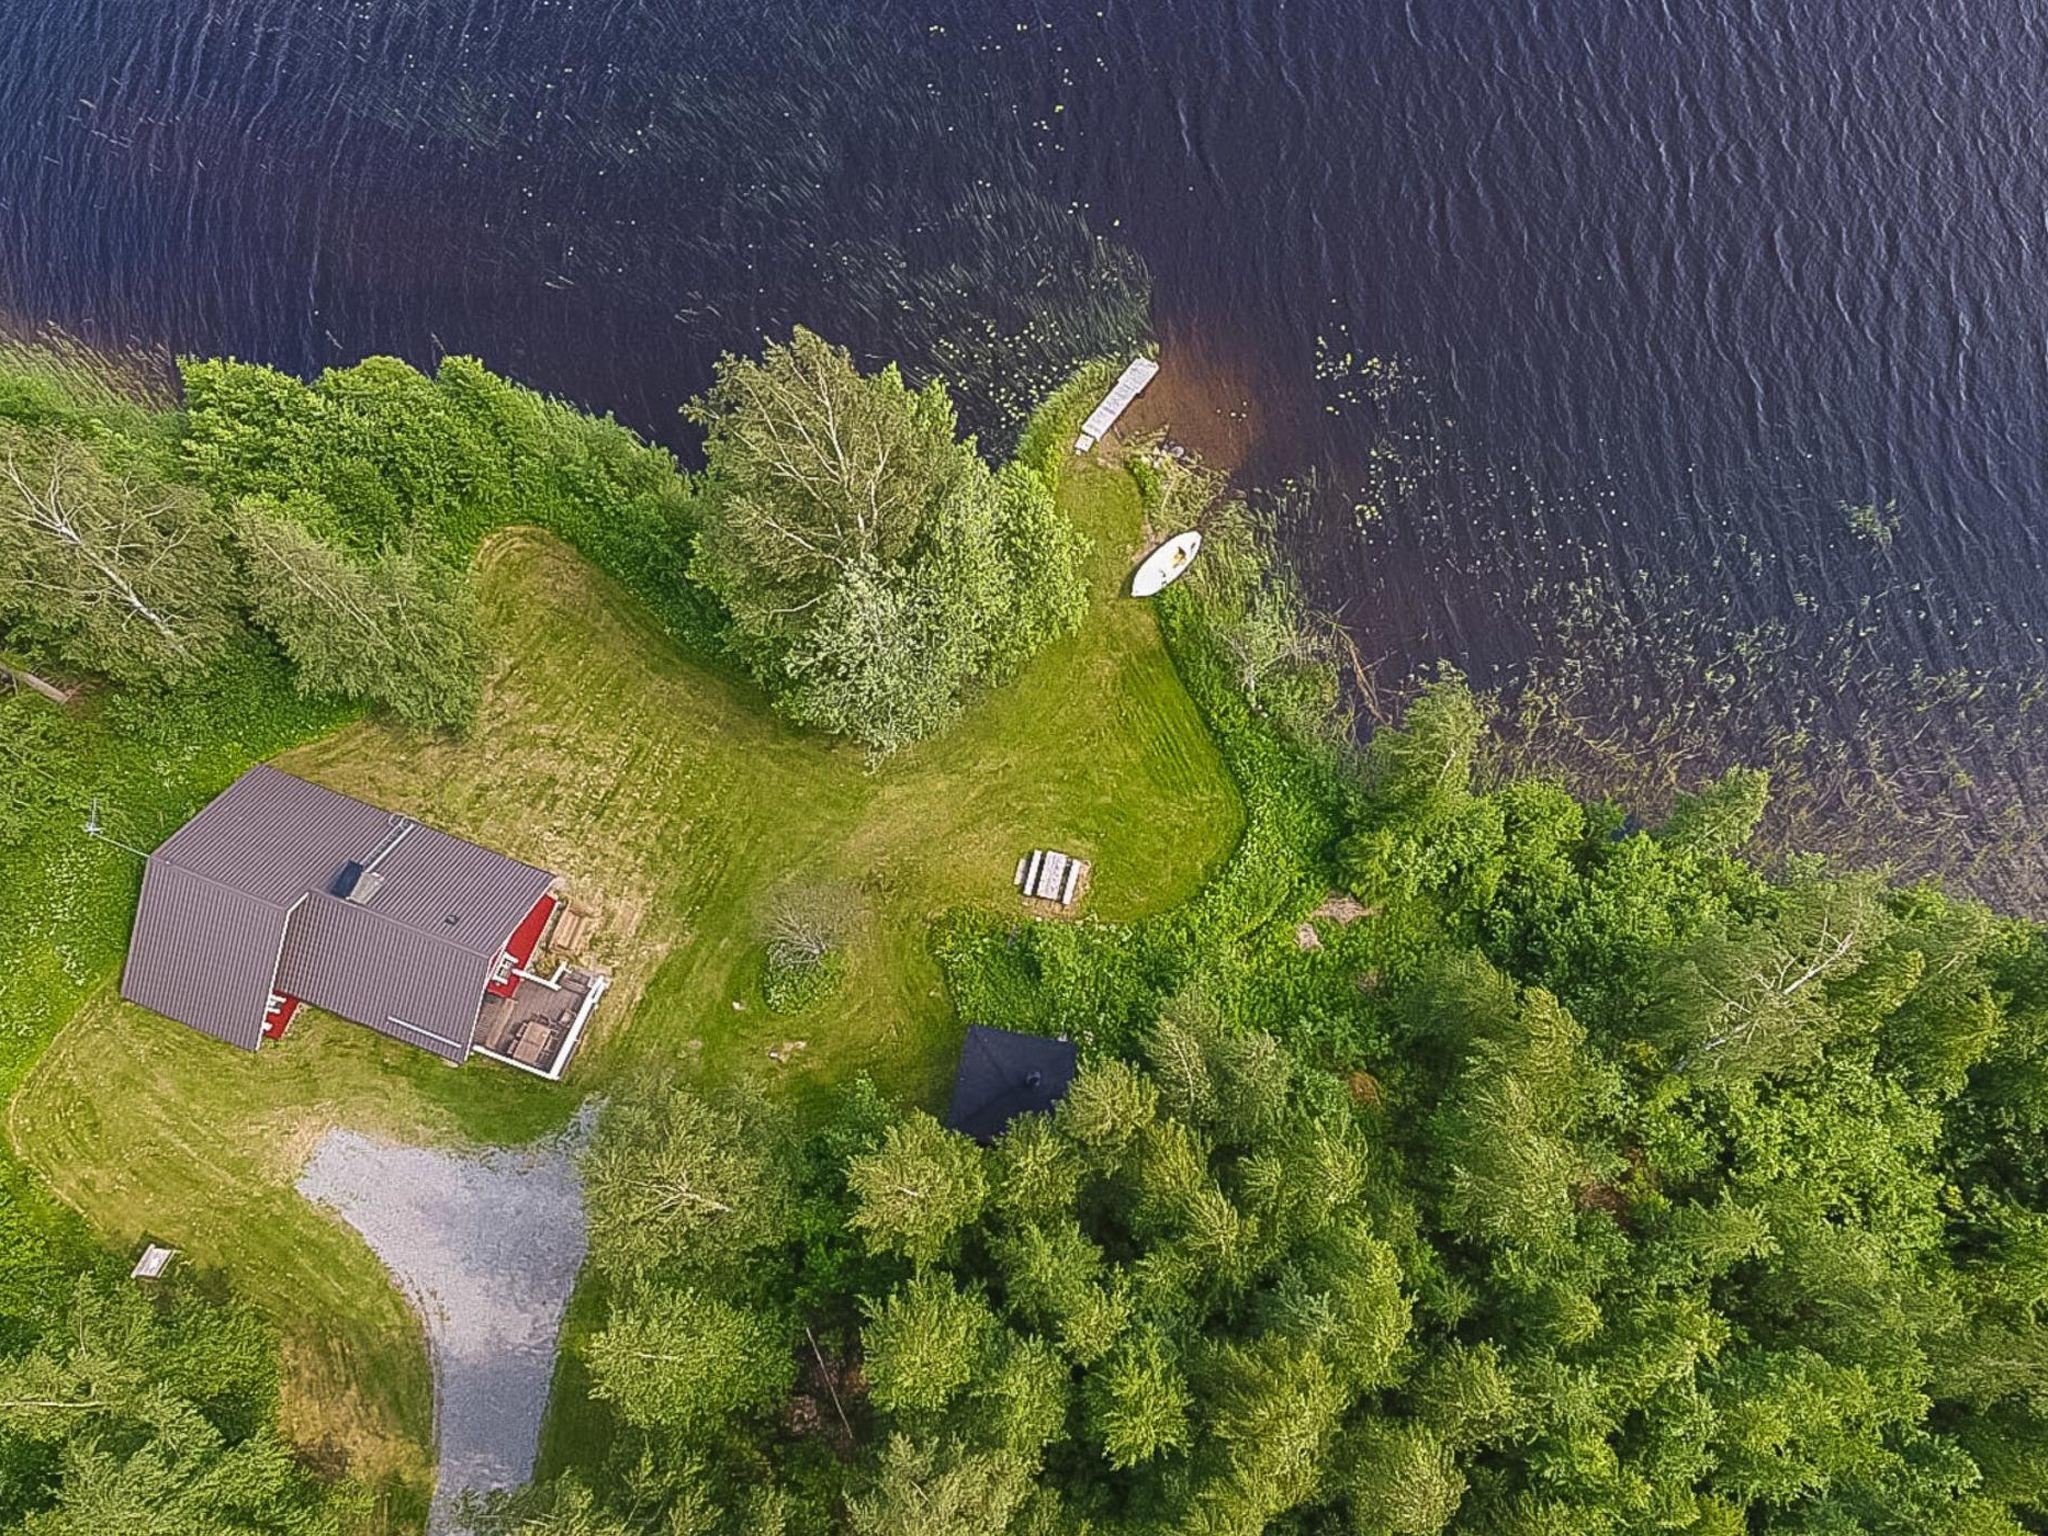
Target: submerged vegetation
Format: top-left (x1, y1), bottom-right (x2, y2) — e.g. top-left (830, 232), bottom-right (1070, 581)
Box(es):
top-left (1, 334), bottom-right (2047, 1536)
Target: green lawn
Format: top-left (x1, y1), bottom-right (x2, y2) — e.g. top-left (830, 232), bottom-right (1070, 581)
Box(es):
top-left (4, 459), bottom-right (1242, 1529)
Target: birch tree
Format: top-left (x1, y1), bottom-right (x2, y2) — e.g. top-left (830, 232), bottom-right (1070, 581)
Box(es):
top-left (580, 1082), bottom-right (792, 1285)
top-left (584, 1289), bottom-right (793, 1434)
top-left (687, 327), bottom-right (971, 639)
top-left (685, 331), bottom-right (1088, 755)
top-left (0, 425), bottom-right (235, 686)
top-left (1657, 874), bottom-right (1893, 1086)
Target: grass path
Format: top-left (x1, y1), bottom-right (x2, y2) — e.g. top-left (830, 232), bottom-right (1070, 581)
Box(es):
top-left (5, 461), bottom-right (1241, 1529)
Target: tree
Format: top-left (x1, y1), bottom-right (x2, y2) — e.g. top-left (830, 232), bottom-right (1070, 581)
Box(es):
top-left (1405, 1342), bottom-right (1521, 1451)
top-left (1055, 1058), bottom-right (1159, 1166)
top-left (687, 328), bottom-right (972, 638)
top-left (1424, 969), bottom-right (1608, 1250)
top-left (969, 464), bottom-right (1090, 676)
top-left (1876, 887), bottom-right (2013, 1098)
top-left (844, 1435), bottom-right (1034, 1536)
top-left (457, 1476), bottom-right (634, 1536)
top-left (991, 1219), bottom-right (1127, 1364)
top-left (581, 1083), bottom-right (791, 1286)
top-left (1082, 1327), bottom-right (1191, 1467)
top-left (773, 557), bottom-right (971, 754)
top-left (1212, 572), bottom-right (1333, 731)
top-left (233, 496), bottom-right (487, 733)
top-left (181, 354), bottom-right (513, 554)
top-left (1657, 766), bottom-right (1770, 856)
top-left (0, 1277), bottom-right (365, 1534)
top-left (846, 1111), bottom-right (986, 1267)
top-left (760, 882), bottom-right (859, 1014)
top-left (1342, 1421), bottom-right (1465, 1536)
top-left (972, 1334), bottom-right (1070, 1456)
top-left (1656, 874), bottom-right (1893, 1087)
top-left (686, 331), bottom-right (1089, 754)
top-left (0, 424), bottom-right (236, 687)
top-left (988, 1114), bottom-right (1085, 1225)
top-left (584, 1289), bottom-right (793, 1435)
top-left (1364, 668), bottom-right (1489, 826)
top-left (1194, 1336), bottom-right (1351, 1532)
top-left (1144, 995), bottom-right (1292, 1147)
top-left (860, 1272), bottom-right (996, 1416)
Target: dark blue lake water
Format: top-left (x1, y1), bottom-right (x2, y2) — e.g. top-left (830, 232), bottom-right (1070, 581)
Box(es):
top-left (7, 0), bottom-right (2048, 901)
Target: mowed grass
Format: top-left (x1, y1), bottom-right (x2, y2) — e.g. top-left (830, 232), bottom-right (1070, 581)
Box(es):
top-left (5, 461), bottom-right (1242, 1530)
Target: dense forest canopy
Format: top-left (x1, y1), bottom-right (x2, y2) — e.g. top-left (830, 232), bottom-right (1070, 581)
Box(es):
top-left (0, 342), bottom-right (2045, 1535)
top-left (505, 645), bottom-right (2048, 1535)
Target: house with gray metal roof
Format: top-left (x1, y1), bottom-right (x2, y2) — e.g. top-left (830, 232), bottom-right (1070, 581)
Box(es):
top-left (121, 765), bottom-right (604, 1078)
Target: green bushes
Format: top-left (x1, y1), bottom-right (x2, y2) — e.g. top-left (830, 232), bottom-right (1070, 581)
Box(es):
top-left (11, 342), bottom-right (2048, 1533)
top-left (176, 335), bottom-right (1098, 757)
top-left (763, 949), bottom-right (845, 1016)
top-left (177, 352), bottom-right (715, 717)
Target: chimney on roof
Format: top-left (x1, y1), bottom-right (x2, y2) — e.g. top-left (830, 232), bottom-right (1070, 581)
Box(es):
top-left (336, 816), bottom-right (415, 904)
top-left (332, 861), bottom-right (383, 904)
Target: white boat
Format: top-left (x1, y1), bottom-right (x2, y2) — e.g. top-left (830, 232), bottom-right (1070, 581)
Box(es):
top-left (1074, 357), bottom-right (1161, 452)
top-left (1131, 531), bottom-right (1202, 597)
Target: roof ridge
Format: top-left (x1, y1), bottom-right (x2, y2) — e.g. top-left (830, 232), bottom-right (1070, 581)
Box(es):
top-left (144, 850), bottom-right (294, 910)
top-left (298, 887), bottom-right (518, 959)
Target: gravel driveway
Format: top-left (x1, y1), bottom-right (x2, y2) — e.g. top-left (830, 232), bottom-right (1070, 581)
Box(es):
top-left (297, 1114), bottom-right (591, 1532)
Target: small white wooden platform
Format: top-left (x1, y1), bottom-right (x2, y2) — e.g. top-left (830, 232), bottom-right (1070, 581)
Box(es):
top-left (1075, 357), bottom-right (1161, 452)
top-left (131, 1244), bottom-right (177, 1280)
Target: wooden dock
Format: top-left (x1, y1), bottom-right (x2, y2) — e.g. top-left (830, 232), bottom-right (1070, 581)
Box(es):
top-left (1075, 357), bottom-right (1161, 452)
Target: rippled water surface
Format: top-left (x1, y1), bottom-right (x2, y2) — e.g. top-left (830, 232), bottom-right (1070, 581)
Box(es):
top-left (8, 0), bottom-right (2048, 900)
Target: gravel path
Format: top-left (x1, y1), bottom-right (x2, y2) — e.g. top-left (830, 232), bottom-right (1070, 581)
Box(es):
top-left (297, 1114), bottom-right (591, 1532)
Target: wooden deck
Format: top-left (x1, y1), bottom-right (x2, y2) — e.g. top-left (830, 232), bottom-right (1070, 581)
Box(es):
top-left (473, 965), bottom-right (607, 1080)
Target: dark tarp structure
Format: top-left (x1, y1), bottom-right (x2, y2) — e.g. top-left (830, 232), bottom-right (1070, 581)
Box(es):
top-left (121, 765), bottom-right (556, 1063)
top-left (944, 1025), bottom-right (1078, 1143)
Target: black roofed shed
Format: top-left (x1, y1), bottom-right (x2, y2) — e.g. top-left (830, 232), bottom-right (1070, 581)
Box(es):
top-left (944, 1025), bottom-right (1078, 1144)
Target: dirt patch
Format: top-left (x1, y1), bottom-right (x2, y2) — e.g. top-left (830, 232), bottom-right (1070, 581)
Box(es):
top-left (296, 1111), bottom-right (593, 1532)
top-left (1297, 893), bottom-right (1376, 949)
top-left (1311, 893), bottom-right (1375, 924)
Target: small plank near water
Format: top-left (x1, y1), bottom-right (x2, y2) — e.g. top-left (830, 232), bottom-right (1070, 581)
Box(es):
top-left (1075, 357), bottom-right (1161, 451)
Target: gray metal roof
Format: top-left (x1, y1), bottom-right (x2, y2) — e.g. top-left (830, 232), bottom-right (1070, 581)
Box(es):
top-left (122, 765), bottom-right (557, 1061)
top-left (120, 863), bottom-right (286, 1053)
